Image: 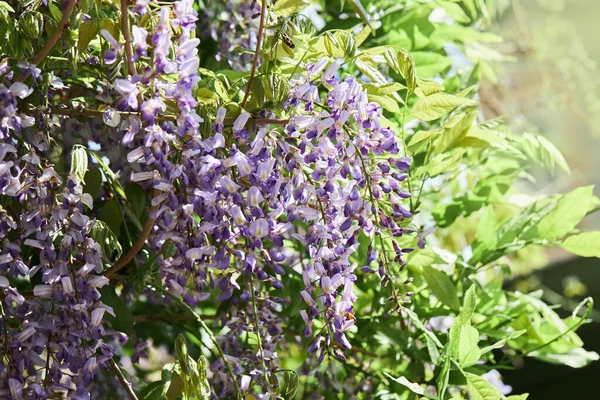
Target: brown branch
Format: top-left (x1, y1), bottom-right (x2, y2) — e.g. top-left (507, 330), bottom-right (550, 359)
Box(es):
top-left (104, 205), bottom-right (157, 278)
top-left (25, 107), bottom-right (290, 125)
top-left (120, 0), bottom-right (137, 77)
top-left (108, 358), bottom-right (139, 400)
top-left (32, 0), bottom-right (78, 66)
top-left (253, 118), bottom-right (289, 125)
top-left (119, 0), bottom-right (145, 109)
top-left (240, 0), bottom-right (268, 108)
top-left (133, 314), bottom-right (214, 322)
top-left (41, 106), bottom-right (176, 120)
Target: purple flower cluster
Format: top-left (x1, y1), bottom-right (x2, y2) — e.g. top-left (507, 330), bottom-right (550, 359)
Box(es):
top-left (283, 58), bottom-right (413, 359)
top-left (200, 0), bottom-right (262, 71)
top-left (1, 78), bottom-right (114, 398)
top-left (122, 51), bottom-right (412, 394)
top-left (1, 0), bottom-right (415, 397)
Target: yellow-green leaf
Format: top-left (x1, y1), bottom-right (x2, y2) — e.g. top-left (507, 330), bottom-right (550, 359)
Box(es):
top-left (459, 326), bottom-right (481, 367)
top-left (411, 93), bottom-right (476, 121)
top-left (537, 186), bottom-right (594, 240)
top-left (196, 88), bottom-right (219, 105)
top-left (560, 232), bottom-right (600, 258)
top-left (465, 372), bottom-right (504, 400)
top-left (422, 265), bottom-right (460, 310)
top-left (78, 21), bottom-right (98, 52)
top-left (273, 0), bottom-right (308, 17)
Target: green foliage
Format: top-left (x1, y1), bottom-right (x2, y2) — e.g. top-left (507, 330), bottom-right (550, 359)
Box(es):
top-left (140, 335), bottom-right (211, 400)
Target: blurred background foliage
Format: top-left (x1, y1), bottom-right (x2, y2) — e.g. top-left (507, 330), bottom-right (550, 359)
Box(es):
top-left (479, 0), bottom-right (600, 396)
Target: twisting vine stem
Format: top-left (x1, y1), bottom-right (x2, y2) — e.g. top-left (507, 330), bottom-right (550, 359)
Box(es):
top-left (32, 0), bottom-right (78, 66)
top-left (240, 0), bottom-right (268, 108)
top-left (104, 208), bottom-right (157, 278)
top-left (250, 276), bottom-right (273, 397)
top-left (108, 358), bottom-right (139, 400)
top-left (120, 0), bottom-right (137, 77)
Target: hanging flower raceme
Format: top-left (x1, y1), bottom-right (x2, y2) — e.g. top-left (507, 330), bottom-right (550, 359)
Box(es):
top-left (0, 79), bottom-right (114, 398)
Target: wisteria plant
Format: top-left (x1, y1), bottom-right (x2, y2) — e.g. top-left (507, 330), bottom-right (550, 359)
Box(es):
top-left (1, 0), bottom-right (599, 399)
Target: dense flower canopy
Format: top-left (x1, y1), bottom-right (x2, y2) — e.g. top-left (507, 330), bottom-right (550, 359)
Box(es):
top-left (0, 0), bottom-right (598, 399)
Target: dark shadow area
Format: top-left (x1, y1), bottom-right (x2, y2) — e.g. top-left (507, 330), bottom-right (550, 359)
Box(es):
top-left (502, 256), bottom-right (600, 399)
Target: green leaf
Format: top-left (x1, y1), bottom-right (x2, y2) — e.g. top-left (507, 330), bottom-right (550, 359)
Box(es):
top-left (125, 183), bottom-right (147, 220)
top-left (560, 232), bottom-right (600, 257)
top-left (197, 356), bottom-right (211, 399)
top-left (384, 373), bottom-right (438, 399)
top-left (418, 151), bottom-right (464, 177)
top-left (70, 145), bottom-right (88, 184)
top-left (395, 49), bottom-right (417, 94)
top-left (90, 152), bottom-right (127, 199)
top-left (459, 326), bottom-right (480, 367)
top-left (48, 2), bottom-right (62, 23)
top-left (506, 395), bottom-right (529, 400)
top-left (98, 200), bottom-right (123, 238)
top-left (20, 11), bottom-right (44, 40)
top-left (354, 24), bottom-right (372, 47)
top-left (471, 206), bottom-right (498, 264)
top-left (273, 0), bottom-right (309, 17)
top-left (0, 1), bottom-right (15, 15)
top-left (78, 20), bottom-right (98, 52)
top-left (403, 308), bottom-right (443, 348)
top-left (436, 356), bottom-right (450, 399)
top-left (433, 174), bottom-right (513, 228)
top-left (460, 285), bottom-right (478, 326)
top-left (281, 370), bottom-right (299, 399)
top-left (83, 168), bottom-right (103, 199)
top-left (510, 132), bottom-right (570, 175)
top-left (449, 284), bottom-right (478, 356)
top-left (415, 78), bottom-right (445, 97)
top-left (427, 335), bottom-right (441, 364)
top-left (407, 246), bottom-right (444, 272)
top-left (363, 82), bottom-right (405, 95)
top-left (325, 32), bottom-right (339, 57)
top-left (411, 93), bottom-right (476, 121)
top-left (196, 88), bottom-right (219, 105)
top-left (422, 265), bottom-right (460, 310)
top-left (355, 57), bottom-right (387, 84)
top-left (100, 19), bottom-right (119, 42)
top-left (465, 372), bottom-right (505, 400)
top-left (435, 0), bottom-right (471, 23)
top-left (367, 93), bottom-right (400, 113)
top-left (89, 220), bottom-right (123, 262)
top-left (166, 372), bottom-right (184, 400)
top-left (412, 51), bottom-right (453, 78)
top-left (138, 381), bottom-right (168, 400)
top-left (480, 330), bottom-right (527, 355)
top-left (433, 108), bottom-right (478, 154)
top-left (529, 347), bottom-right (599, 369)
top-left (263, 74), bottom-right (291, 111)
top-left (99, 285), bottom-right (134, 334)
top-left (175, 334), bottom-right (191, 376)
top-left (347, 0), bottom-right (373, 30)
top-left (537, 186), bottom-right (594, 240)
top-left (324, 31), bottom-right (356, 59)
